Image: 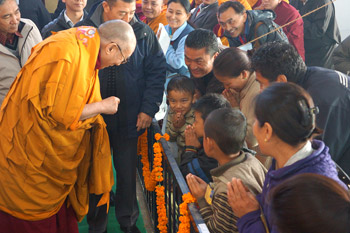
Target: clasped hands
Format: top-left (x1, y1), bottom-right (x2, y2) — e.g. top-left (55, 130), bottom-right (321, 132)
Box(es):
top-left (227, 178), bottom-right (259, 218)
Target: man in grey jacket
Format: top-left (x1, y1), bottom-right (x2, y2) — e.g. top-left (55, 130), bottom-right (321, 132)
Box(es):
top-left (0, 0), bottom-right (42, 106)
top-left (332, 35), bottom-right (350, 75)
top-left (217, 1), bottom-right (287, 49)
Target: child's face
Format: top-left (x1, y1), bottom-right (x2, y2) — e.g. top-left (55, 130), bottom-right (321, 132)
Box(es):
top-left (193, 111), bottom-right (204, 138)
top-left (168, 90), bottom-right (194, 115)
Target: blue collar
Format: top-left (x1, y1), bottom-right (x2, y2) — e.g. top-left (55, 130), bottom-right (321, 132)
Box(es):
top-left (166, 21), bottom-right (188, 41)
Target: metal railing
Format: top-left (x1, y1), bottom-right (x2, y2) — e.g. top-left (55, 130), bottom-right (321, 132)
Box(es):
top-left (137, 121), bottom-right (210, 233)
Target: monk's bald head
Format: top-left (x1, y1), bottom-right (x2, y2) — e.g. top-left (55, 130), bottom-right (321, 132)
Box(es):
top-left (98, 19), bottom-right (136, 53)
top-left (98, 20), bottom-right (136, 68)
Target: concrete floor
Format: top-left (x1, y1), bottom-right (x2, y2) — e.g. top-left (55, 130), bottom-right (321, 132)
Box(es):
top-left (136, 177), bottom-right (155, 233)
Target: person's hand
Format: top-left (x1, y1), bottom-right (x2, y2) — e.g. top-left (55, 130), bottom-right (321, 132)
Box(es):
top-left (185, 125), bottom-right (201, 148)
top-left (101, 96), bottom-right (120, 115)
top-left (186, 173), bottom-right (207, 199)
top-left (172, 112), bottom-right (186, 128)
top-left (136, 112), bottom-right (152, 131)
top-left (222, 88), bottom-right (240, 108)
top-left (227, 178), bottom-right (259, 218)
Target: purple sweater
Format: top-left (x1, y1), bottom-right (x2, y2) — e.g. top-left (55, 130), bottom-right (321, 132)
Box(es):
top-left (237, 139), bottom-right (347, 233)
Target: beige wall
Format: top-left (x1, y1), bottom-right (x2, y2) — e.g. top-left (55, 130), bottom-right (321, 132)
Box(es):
top-left (45, 0), bottom-right (57, 13)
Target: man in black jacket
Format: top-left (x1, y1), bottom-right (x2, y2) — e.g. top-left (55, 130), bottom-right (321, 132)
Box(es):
top-left (41, 0), bottom-right (88, 39)
top-left (76, 0), bottom-right (166, 232)
top-left (217, 1), bottom-right (287, 49)
top-left (251, 41), bottom-right (350, 177)
top-left (297, 0), bottom-right (340, 68)
top-left (18, 0), bottom-right (52, 31)
top-left (184, 29), bottom-right (224, 97)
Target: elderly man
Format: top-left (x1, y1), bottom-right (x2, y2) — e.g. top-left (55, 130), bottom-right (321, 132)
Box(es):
top-left (141, 0), bottom-right (167, 33)
top-left (41, 0), bottom-right (88, 39)
top-left (185, 29), bottom-right (224, 97)
top-left (217, 1), bottom-right (287, 49)
top-left (0, 20), bottom-right (136, 233)
top-left (251, 41), bottom-right (350, 176)
top-left (77, 0), bottom-right (166, 232)
top-left (0, 0), bottom-right (42, 106)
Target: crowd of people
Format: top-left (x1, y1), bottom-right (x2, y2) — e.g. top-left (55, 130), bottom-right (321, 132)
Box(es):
top-left (0, 0), bottom-right (350, 232)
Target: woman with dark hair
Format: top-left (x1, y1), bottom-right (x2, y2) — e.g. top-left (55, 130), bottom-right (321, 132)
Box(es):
top-left (213, 47), bottom-right (260, 149)
top-left (269, 173), bottom-right (350, 233)
top-left (226, 82), bottom-right (347, 233)
top-left (165, 0), bottom-right (194, 77)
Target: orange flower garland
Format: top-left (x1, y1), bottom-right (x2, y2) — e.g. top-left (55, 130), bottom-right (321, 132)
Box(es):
top-left (138, 130), bottom-right (157, 191)
top-left (177, 193), bottom-right (197, 233)
top-left (138, 131), bottom-right (197, 233)
top-left (138, 131), bottom-right (169, 232)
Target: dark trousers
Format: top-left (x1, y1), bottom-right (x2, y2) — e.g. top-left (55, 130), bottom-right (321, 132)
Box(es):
top-left (87, 134), bottom-right (139, 233)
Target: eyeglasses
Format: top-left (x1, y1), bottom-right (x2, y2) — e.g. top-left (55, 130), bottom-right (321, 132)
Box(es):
top-left (113, 42), bottom-right (129, 64)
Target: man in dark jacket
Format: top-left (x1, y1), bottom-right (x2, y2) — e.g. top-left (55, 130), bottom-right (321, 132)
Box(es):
top-left (217, 1), bottom-right (287, 49)
top-left (41, 0), bottom-right (88, 39)
top-left (332, 35), bottom-right (350, 75)
top-left (297, 0), bottom-right (340, 68)
top-left (251, 41), bottom-right (350, 177)
top-left (184, 29), bottom-right (224, 97)
top-left (52, 0), bottom-right (102, 19)
top-left (76, 0), bottom-right (166, 232)
top-left (18, 0), bottom-right (52, 31)
top-left (189, 0), bottom-right (218, 31)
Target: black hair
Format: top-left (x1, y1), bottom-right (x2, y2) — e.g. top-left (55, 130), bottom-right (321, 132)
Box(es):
top-left (205, 108), bottom-right (247, 155)
top-left (107, 0), bottom-right (136, 5)
top-left (255, 82), bottom-right (320, 146)
top-left (193, 93), bottom-right (231, 121)
top-left (167, 0), bottom-right (191, 13)
top-left (185, 29), bottom-right (219, 57)
top-left (167, 75), bottom-right (195, 95)
top-left (213, 47), bottom-right (253, 78)
top-left (218, 1), bottom-right (246, 17)
top-left (251, 41), bottom-right (307, 83)
top-left (269, 173), bottom-right (350, 233)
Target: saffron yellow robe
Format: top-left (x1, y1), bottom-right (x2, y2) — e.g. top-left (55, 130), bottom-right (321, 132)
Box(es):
top-left (142, 8), bottom-right (168, 34)
top-left (0, 27), bottom-right (114, 222)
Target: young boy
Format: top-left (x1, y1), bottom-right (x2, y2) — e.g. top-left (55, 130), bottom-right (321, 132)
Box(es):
top-left (187, 108), bottom-right (267, 233)
top-left (165, 75), bottom-right (196, 160)
top-left (180, 93), bottom-right (231, 183)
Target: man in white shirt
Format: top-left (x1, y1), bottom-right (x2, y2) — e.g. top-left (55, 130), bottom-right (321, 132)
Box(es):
top-left (41, 0), bottom-right (87, 39)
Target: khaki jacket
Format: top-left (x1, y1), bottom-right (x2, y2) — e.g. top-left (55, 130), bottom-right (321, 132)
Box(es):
top-left (0, 18), bottom-right (42, 106)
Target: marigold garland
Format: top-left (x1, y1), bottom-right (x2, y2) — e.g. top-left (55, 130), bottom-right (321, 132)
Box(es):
top-left (138, 131), bottom-right (197, 233)
top-left (177, 193), bottom-right (197, 233)
top-left (137, 131), bottom-right (169, 232)
top-left (138, 130), bottom-right (157, 191)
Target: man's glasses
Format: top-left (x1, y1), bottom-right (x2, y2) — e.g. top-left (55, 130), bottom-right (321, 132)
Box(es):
top-left (113, 42), bottom-right (129, 64)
